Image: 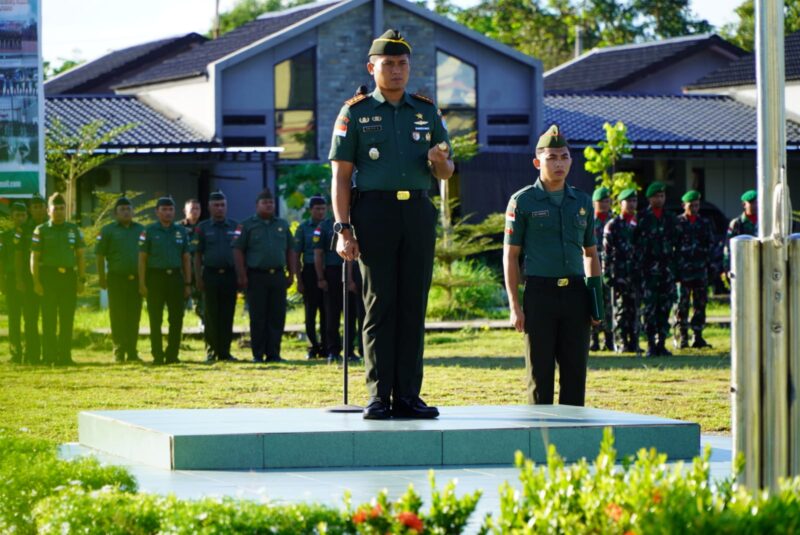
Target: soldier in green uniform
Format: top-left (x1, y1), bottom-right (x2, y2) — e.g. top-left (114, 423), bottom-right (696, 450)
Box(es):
top-left (195, 190), bottom-right (239, 363)
top-left (634, 181), bottom-right (678, 357)
top-left (96, 197), bottom-right (145, 363)
top-left (603, 188), bottom-right (641, 353)
top-left (181, 198), bottom-right (203, 323)
top-left (138, 196), bottom-right (191, 365)
top-left (724, 189), bottom-right (757, 273)
top-left (233, 189), bottom-right (295, 363)
top-left (329, 30), bottom-right (454, 420)
top-left (503, 125), bottom-right (603, 406)
top-left (292, 195), bottom-right (328, 360)
top-left (673, 190), bottom-right (715, 349)
top-left (30, 193), bottom-right (86, 366)
top-left (0, 202), bottom-right (28, 362)
top-left (16, 193), bottom-right (47, 364)
top-left (590, 187), bottom-right (614, 352)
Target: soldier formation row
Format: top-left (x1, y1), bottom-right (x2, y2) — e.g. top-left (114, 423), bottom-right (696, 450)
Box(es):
top-left (0, 190), bottom-right (364, 366)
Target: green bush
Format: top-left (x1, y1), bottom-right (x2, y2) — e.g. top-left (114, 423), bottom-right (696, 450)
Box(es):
top-left (428, 260), bottom-right (504, 320)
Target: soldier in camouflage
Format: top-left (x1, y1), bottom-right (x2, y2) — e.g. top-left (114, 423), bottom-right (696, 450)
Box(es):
top-left (590, 187), bottom-right (614, 352)
top-left (603, 188), bottom-right (640, 354)
top-left (634, 181), bottom-right (677, 357)
top-left (673, 190), bottom-right (715, 349)
top-left (723, 189), bottom-right (757, 273)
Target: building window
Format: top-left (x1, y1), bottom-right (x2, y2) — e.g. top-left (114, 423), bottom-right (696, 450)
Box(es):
top-left (274, 48), bottom-right (315, 159)
top-left (436, 50), bottom-right (476, 139)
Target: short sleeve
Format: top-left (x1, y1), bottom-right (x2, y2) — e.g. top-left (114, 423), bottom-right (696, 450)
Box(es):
top-left (196, 225), bottom-right (206, 254)
top-left (584, 203), bottom-right (596, 248)
top-left (30, 226), bottom-right (42, 253)
top-left (503, 198), bottom-right (524, 246)
top-left (95, 226), bottom-right (108, 256)
top-left (233, 223), bottom-right (247, 250)
top-left (138, 228), bottom-right (149, 252)
top-left (292, 225), bottom-right (304, 253)
top-left (313, 224), bottom-right (326, 250)
top-left (431, 108), bottom-right (452, 157)
top-left (284, 223), bottom-right (293, 250)
top-left (328, 105), bottom-right (356, 162)
top-left (180, 228), bottom-right (190, 255)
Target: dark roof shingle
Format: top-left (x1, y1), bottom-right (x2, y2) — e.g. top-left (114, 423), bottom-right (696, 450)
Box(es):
top-left (544, 92), bottom-right (800, 147)
top-left (44, 34), bottom-right (208, 96)
top-left (116, 1), bottom-right (341, 88)
top-left (687, 30), bottom-right (800, 89)
top-left (544, 34), bottom-right (744, 92)
top-left (45, 95), bottom-right (212, 148)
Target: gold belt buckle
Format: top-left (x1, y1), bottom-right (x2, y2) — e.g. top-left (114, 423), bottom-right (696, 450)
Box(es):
top-left (218, 268), bottom-right (225, 274)
top-left (166, 269), bottom-right (173, 275)
top-left (396, 190), bottom-right (411, 201)
top-left (57, 267), bottom-right (67, 274)
top-left (268, 268), bottom-right (276, 274)
top-left (128, 274), bottom-right (135, 281)
top-left (557, 278), bottom-right (569, 287)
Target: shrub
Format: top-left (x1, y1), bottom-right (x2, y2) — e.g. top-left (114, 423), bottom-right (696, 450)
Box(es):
top-left (428, 260), bottom-right (504, 319)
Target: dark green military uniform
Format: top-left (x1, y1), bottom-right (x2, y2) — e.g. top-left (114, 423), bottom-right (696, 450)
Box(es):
top-left (182, 216), bottom-right (204, 322)
top-left (316, 218), bottom-right (358, 359)
top-left (0, 203), bottom-right (26, 362)
top-left (139, 217), bottom-right (189, 364)
top-left (234, 212), bottom-right (292, 361)
top-left (32, 217), bottom-right (85, 365)
top-left (196, 214), bottom-right (238, 361)
top-left (603, 188), bottom-right (640, 353)
top-left (96, 217), bottom-right (144, 362)
top-left (724, 190), bottom-right (758, 271)
top-left (293, 215), bottom-right (326, 357)
top-left (590, 187), bottom-right (613, 351)
top-left (673, 190), bottom-right (715, 348)
top-left (505, 173), bottom-right (596, 405)
top-left (329, 83), bottom-right (449, 403)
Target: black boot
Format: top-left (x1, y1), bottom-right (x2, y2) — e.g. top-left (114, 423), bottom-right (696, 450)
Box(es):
top-left (657, 337), bottom-right (673, 357)
top-left (692, 333), bottom-right (712, 349)
top-left (676, 329), bottom-right (689, 349)
top-left (645, 336), bottom-right (658, 357)
top-left (603, 332), bottom-right (615, 352)
top-left (590, 333), bottom-right (600, 352)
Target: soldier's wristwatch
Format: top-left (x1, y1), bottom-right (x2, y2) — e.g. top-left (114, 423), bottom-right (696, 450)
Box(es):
top-left (333, 222), bottom-right (351, 234)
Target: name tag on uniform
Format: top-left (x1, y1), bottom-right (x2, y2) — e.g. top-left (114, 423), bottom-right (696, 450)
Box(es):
top-left (531, 210), bottom-right (549, 218)
top-left (362, 125), bottom-right (382, 133)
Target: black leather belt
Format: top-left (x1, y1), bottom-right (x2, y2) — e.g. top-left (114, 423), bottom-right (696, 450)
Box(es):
top-left (527, 275), bottom-right (585, 288)
top-left (357, 189), bottom-right (428, 201)
top-left (206, 267), bottom-right (233, 274)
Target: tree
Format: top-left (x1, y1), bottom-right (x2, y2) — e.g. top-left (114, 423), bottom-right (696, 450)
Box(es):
top-left (46, 118), bottom-right (136, 221)
top-left (213, 0), bottom-right (315, 36)
top-left (583, 121), bottom-right (638, 211)
top-left (43, 58), bottom-right (84, 80)
top-left (721, 0), bottom-right (800, 52)
top-left (632, 0), bottom-right (712, 39)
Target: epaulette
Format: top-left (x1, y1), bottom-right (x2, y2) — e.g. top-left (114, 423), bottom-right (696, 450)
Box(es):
top-left (411, 93), bottom-right (434, 105)
top-left (510, 184), bottom-right (535, 200)
top-left (344, 93), bottom-right (369, 107)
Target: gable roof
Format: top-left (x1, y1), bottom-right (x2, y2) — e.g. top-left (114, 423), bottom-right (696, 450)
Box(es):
top-left (686, 30), bottom-right (800, 89)
top-left (115, 1), bottom-right (343, 88)
top-left (544, 92), bottom-right (800, 150)
top-left (44, 33), bottom-right (208, 96)
top-left (544, 34), bottom-right (745, 92)
top-left (45, 95), bottom-right (213, 148)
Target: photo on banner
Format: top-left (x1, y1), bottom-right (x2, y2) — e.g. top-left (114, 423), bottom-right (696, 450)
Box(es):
top-left (0, 0), bottom-right (42, 199)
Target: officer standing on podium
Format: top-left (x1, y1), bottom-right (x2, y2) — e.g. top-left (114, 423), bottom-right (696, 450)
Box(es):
top-left (328, 29), bottom-right (454, 420)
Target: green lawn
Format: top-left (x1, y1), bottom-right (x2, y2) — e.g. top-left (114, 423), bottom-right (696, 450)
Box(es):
top-left (0, 306), bottom-right (732, 445)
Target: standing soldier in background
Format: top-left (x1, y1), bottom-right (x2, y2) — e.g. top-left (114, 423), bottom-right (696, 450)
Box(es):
top-left (138, 197), bottom-right (191, 365)
top-left (0, 202), bottom-right (28, 362)
top-left (181, 198), bottom-right (203, 324)
top-left (195, 190), bottom-right (239, 363)
top-left (590, 186), bottom-right (614, 352)
top-left (233, 189), bottom-right (296, 364)
top-left (603, 188), bottom-right (641, 353)
top-left (329, 30), bottom-right (453, 420)
top-left (16, 193), bottom-right (47, 364)
top-left (292, 195), bottom-right (327, 360)
top-left (634, 181), bottom-right (677, 357)
top-left (673, 190), bottom-right (715, 349)
top-left (724, 189), bottom-right (757, 273)
top-left (96, 197), bottom-right (144, 363)
top-left (30, 193), bottom-right (86, 366)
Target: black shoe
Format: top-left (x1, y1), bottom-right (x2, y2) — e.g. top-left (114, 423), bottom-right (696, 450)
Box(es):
top-left (645, 344), bottom-right (658, 358)
top-left (691, 335), bottom-right (712, 349)
top-left (657, 343), bottom-right (673, 357)
top-left (603, 340), bottom-right (615, 352)
top-left (58, 358), bottom-right (76, 366)
top-left (219, 354), bottom-right (238, 362)
top-left (392, 397), bottom-right (440, 419)
top-left (623, 343), bottom-right (639, 353)
top-left (266, 355), bottom-right (284, 363)
top-left (205, 354), bottom-right (216, 363)
top-left (165, 357), bottom-right (180, 364)
top-left (305, 350), bottom-right (316, 360)
top-left (251, 356), bottom-right (264, 363)
top-left (127, 354), bottom-right (144, 363)
top-left (152, 357), bottom-right (164, 365)
top-left (589, 340), bottom-right (600, 351)
top-left (346, 354), bottom-right (362, 363)
top-left (114, 355), bottom-right (125, 363)
top-left (363, 397), bottom-right (391, 420)
top-left (327, 353), bottom-right (341, 365)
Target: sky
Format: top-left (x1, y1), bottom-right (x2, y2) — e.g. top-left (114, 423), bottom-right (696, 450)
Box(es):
top-left (41, 0), bottom-right (740, 67)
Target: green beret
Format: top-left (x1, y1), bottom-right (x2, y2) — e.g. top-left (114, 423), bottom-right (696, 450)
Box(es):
top-left (645, 182), bottom-right (666, 197)
top-left (681, 190), bottom-right (701, 203)
top-left (592, 187), bottom-right (611, 201)
top-left (156, 196), bottom-right (175, 208)
top-left (368, 29), bottom-right (412, 57)
top-left (618, 188), bottom-right (637, 201)
top-left (536, 125), bottom-right (568, 149)
top-left (11, 201), bottom-right (27, 212)
top-left (209, 190), bottom-right (226, 201)
top-left (256, 189), bottom-right (273, 201)
top-left (114, 196), bottom-right (132, 209)
top-left (48, 193), bottom-right (66, 206)
top-left (309, 195), bottom-right (326, 207)
top-left (741, 189), bottom-right (757, 203)
top-left (29, 193), bottom-right (45, 205)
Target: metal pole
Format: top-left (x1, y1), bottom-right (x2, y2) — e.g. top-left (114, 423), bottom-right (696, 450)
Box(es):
top-left (789, 234), bottom-right (800, 475)
top-left (326, 261), bottom-right (362, 413)
top-left (756, 0), bottom-right (789, 491)
top-left (731, 236), bottom-right (762, 487)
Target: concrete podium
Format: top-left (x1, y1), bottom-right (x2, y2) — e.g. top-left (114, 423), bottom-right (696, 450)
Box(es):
top-left (78, 405), bottom-right (700, 471)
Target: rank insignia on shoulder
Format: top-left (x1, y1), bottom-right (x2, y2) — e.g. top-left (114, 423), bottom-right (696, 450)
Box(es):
top-left (411, 93), bottom-right (434, 105)
top-left (345, 93), bottom-right (369, 107)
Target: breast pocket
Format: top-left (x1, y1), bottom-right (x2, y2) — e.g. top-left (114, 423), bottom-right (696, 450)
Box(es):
top-left (571, 212), bottom-right (589, 245)
top-left (530, 214), bottom-right (556, 231)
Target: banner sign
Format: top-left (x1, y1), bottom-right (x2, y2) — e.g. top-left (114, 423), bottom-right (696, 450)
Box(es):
top-left (0, 0), bottom-right (43, 198)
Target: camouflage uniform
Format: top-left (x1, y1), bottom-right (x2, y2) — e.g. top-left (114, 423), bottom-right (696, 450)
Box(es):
top-left (723, 213), bottom-right (757, 271)
top-left (634, 206), bottom-right (677, 352)
top-left (673, 214), bottom-right (715, 346)
top-left (591, 213), bottom-right (613, 350)
top-left (603, 214), bottom-right (639, 352)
